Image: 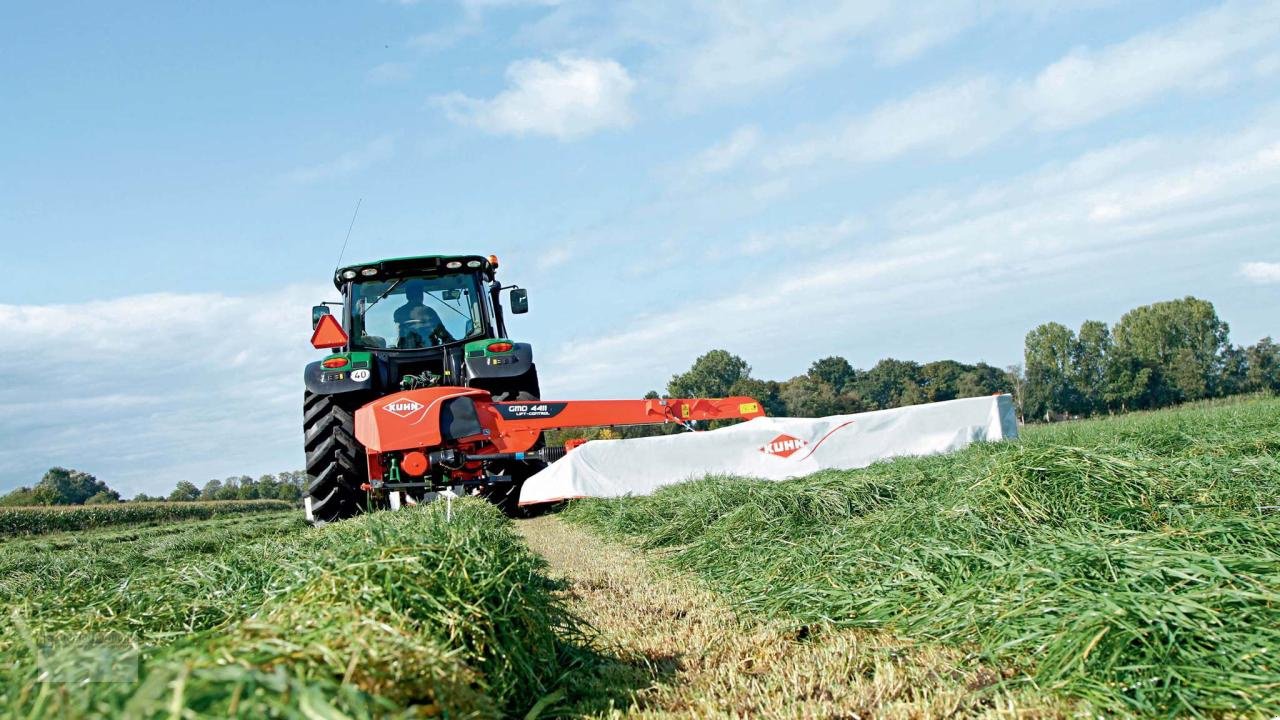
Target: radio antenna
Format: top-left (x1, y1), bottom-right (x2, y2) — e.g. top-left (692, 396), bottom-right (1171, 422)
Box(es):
top-left (334, 198), bottom-right (363, 271)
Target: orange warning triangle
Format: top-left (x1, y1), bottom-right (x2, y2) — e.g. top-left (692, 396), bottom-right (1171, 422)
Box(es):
top-left (311, 314), bottom-right (350, 349)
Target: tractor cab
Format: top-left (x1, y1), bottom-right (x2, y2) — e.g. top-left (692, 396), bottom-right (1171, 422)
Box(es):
top-left (305, 254), bottom-right (539, 405)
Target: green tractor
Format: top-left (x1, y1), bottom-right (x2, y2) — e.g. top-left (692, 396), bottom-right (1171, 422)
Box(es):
top-left (303, 254), bottom-right (540, 523)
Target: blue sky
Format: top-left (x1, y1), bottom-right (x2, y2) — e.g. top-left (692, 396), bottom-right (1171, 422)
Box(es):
top-left (2, 0), bottom-right (1279, 495)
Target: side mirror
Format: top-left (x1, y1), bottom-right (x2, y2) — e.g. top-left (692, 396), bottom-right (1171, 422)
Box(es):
top-left (312, 305), bottom-right (331, 329)
top-left (509, 288), bottom-right (529, 315)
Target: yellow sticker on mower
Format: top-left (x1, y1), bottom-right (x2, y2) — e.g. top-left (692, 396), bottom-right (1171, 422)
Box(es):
top-left (739, 402), bottom-right (760, 415)
top-left (681, 404), bottom-right (691, 419)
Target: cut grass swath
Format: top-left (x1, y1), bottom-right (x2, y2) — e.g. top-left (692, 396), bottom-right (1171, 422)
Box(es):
top-left (2, 500), bottom-right (592, 719)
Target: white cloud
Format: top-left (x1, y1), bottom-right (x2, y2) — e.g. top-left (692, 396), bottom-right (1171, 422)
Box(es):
top-left (280, 135), bottom-right (396, 185)
top-left (766, 78), bottom-right (1014, 170)
top-left (1022, 1), bottom-right (1280, 130)
top-left (765, 1), bottom-right (1280, 169)
top-left (0, 286), bottom-right (327, 496)
top-left (437, 55), bottom-right (635, 140)
top-left (1240, 261), bottom-right (1280, 284)
top-left (541, 118), bottom-right (1280, 397)
top-left (648, 1), bottom-right (1045, 108)
top-left (659, 2), bottom-right (884, 107)
top-left (708, 217), bottom-right (862, 260)
top-left (508, 1), bottom-right (1119, 111)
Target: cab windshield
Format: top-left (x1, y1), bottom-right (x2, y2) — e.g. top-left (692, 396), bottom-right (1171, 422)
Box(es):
top-left (350, 273), bottom-right (487, 350)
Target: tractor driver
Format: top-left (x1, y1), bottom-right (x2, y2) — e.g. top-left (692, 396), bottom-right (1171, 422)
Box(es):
top-left (395, 280), bottom-right (456, 348)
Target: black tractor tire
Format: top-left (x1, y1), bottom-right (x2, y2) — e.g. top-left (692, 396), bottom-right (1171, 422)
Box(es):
top-left (481, 459), bottom-right (545, 518)
top-left (303, 391), bottom-right (370, 524)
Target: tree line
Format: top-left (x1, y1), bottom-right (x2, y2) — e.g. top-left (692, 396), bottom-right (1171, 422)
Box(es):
top-left (0, 467), bottom-right (309, 507)
top-left (554, 295), bottom-right (1274, 443)
top-left (664, 351), bottom-right (1012, 419)
top-left (1021, 296), bottom-right (1278, 420)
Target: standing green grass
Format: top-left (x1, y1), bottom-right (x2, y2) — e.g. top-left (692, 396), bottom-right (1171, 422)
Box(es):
top-left (567, 396), bottom-right (1280, 717)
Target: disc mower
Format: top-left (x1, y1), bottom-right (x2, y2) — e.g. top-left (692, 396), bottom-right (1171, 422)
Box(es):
top-left (303, 253), bottom-right (763, 523)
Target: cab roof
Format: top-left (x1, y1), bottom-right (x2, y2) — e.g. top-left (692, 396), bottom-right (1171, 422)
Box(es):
top-left (333, 254), bottom-right (496, 289)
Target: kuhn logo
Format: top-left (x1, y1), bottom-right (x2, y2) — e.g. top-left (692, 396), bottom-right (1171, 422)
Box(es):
top-left (761, 434), bottom-right (807, 458)
top-left (382, 399), bottom-right (424, 418)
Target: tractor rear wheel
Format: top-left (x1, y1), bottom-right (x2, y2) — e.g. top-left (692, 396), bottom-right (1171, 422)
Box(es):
top-left (303, 391), bottom-right (369, 524)
top-left (480, 460), bottom-right (543, 518)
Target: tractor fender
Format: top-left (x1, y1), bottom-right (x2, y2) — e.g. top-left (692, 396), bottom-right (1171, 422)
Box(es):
top-left (303, 359), bottom-right (377, 395)
top-left (465, 342), bottom-right (534, 380)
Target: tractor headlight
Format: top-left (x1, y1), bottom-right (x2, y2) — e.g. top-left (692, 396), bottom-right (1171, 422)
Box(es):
top-left (446, 261), bottom-right (463, 269)
top-left (341, 270), bottom-right (358, 280)
top-left (466, 260), bottom-right (482, 268)
top-left (360, 267), bottom-right (379, 277)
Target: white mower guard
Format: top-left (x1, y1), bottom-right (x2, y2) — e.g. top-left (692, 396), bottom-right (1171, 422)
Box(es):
top-left (519, 394), bottom-right (1019, 505)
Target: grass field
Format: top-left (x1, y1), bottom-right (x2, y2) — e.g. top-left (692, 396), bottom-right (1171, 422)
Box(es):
top-left (0, 499), bottom-right (295, 536)
top-left (566, 396), bottom-right (1280, 717)
top-left (6, 397), bottom-right (1275, 717)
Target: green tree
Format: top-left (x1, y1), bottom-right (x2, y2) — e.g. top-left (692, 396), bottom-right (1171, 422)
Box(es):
top-left (776, 357), bottom-right (866, 417)
top-left (1168, 347), bottom-right (1209, 400)
top-left (31, 468), bottom-right (116, 505)
top-left (1024, 322), bottom-right (1079, 420)
top-left (169, 481), bottom-right (201, 502)
top-left (1247, 337), bottom-right (1280, 392)
top-left (277, 471), bottom-right (308, 492)
top-left (808, 356), bottom-right (858, 393)
top-left (667, 350), bottom-right (751, 398)
top-left (275, 483), bottom-right (302, 503)
top-left (237, 479), bottom-right (261, 500)
top-left (257, 474), bottom-right (281, 500)
top-left (1218, 345), bottom-right (1250, 396)
top-left (200, 479), bottom-right (223, 501)
top-left (1071, 320), bottom-right (1112, 415)
top-left (215, 477), bottom-right (241, 501)
top-left (919, 360), bottom-right (967, 402)
top-left (779, 375), bottom-right (843, 417)
top-left (85, 490), bottom-right (120, 504)
top-left (0, 488), bottom-right (41, 506)
top-left (956, 362), bottom-right (1013, 399)
top-left (1109, 297), bottom-right (1230, 408)
top-left (853, 359), bottom-right (925, 410)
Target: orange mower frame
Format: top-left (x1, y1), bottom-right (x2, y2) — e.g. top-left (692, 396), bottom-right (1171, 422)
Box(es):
top-left (353, 386), bottom-right (764, 492)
